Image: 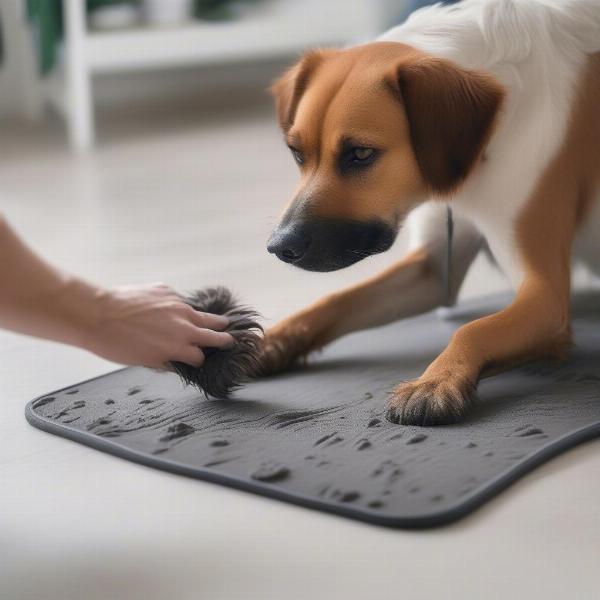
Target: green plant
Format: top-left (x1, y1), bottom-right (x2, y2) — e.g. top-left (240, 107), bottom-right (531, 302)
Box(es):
top-left (194, 0), bottom-right (262, 22)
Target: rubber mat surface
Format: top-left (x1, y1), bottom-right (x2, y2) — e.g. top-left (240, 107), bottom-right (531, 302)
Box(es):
top-left (26, 293), bottom-right (600, 527)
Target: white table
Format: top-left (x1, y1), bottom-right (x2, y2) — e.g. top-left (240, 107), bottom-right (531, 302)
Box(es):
top-left (39, 0), bottom-right (395, 151)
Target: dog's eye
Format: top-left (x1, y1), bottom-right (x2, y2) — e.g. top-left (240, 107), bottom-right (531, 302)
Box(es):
top-left (339, 146), bottom-right (378, 174)
top-left (289, 147), bottom-right (304, 165)
top-left (352, 147), bottom-right (374, 162)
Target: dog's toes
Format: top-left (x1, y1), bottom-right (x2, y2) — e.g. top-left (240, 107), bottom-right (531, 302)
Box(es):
top-left (387, 373), bottom-right (476, 426)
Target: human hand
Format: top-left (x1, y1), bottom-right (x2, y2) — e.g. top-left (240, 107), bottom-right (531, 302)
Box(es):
top-left (83, 283), bottom-right (233, 369)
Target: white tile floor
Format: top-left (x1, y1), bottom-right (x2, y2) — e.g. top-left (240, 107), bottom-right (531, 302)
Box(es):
top-left (1, 85), bottom-right (598, 600)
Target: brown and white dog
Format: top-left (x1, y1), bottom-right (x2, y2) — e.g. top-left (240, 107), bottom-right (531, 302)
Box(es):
top-left (262, 0), bottom-right (600, 426)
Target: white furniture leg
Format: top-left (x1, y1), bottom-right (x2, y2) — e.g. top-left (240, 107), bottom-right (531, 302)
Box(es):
top-left (64, 0), bottom-right (94, 151)
top-left (5, 0), bottom-right (43, 121)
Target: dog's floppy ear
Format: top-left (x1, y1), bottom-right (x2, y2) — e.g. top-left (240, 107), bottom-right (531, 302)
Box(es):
top-left (271, 49), bottom-right (337, 132)
top-left (391, 57), bottom-right (504, 194)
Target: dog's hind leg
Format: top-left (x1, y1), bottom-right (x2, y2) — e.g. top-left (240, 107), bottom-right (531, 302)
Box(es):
top-left (259, 203), bottom-right (483, 375)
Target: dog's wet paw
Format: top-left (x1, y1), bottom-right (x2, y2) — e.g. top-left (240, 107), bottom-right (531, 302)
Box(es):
top-left (256, 322), bottom-right (316, 376)
top-left (386, 372), bottom-right (476, 426)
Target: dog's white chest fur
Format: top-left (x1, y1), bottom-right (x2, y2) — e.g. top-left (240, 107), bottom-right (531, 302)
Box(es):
top-left (381, 0), bottom-right (600, 289)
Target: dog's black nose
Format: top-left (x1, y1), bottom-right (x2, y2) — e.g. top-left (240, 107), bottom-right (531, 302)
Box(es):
top-left (268, 217), bottom-right (396, 271)
top-left (267, 229), bottom-right (310, 264)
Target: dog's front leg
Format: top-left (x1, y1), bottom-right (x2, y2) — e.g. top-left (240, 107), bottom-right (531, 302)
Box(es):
top-left (259, 208), bottom-right (482, 375)
top-left (259, 248), bottom-right (438, 374)
top-left (260, 207), bottom-right (482, 375)
top-left (389, 171), bottom-right (580, 426)
top-left (387, 275), bottom-right (572, 426)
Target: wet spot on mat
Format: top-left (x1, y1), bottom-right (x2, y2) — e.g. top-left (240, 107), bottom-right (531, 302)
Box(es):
top-left (65, 389), bottom-right (79, 395)
top-left (250, 462), bottom-right (290, 482)
top-left (513, 424), bottom-right (532, 433)
top-left (430, 495), bottom-right (444, 503)
top-left (105, 399), bottom-right (115, 405)
top-left (371, 463), bottom-right (385, 477)
top-left (364, 392), bottom-right (373, 400)
top-left (139, 399), bottom-right (155, 405)
top-left (98, 430), bottom-right (122, 438)
top-left (388, 468), bottom-right (403, 484)
top-left (153, 448), bottom-right (168, 455)
top-left (86, 417), bottom-right (112, 431)
top-left (485, 451), bottom-right (494, 457)
top-left (515, 427), bottom-right (544, 437)
top-left (339, 491), bottom-right (360, 503)
top-left (210, 439), bottom-right (229, 447)
top-left (356, 439), bottom-right (372, 451)
top-left (371, 460), bottom-right (403, 484)
top-left (160, 422), bottom-right (195, 442)
top-left (330, 489), bottom-right (360, 503)
top-left (318, 485), bottom-right (330, 497)
top-left (128, 387), bottom-right (142, 396)
top-left (465, 442), bottom-right (478, 448)
top-left (314, 432), bottom-right (343, 447)
top-left (33, 397), bottom-right (55, 409)
top-left (368, 500), bottom-right (384, 509)
top-left (407, 434), bottom-right (428, 445)
top-left (70, 401), bottom-right (85, 410)
top-left (367, 418), bottom-right (382, 428)
top-left (204, 458), bottom-right (235, 468)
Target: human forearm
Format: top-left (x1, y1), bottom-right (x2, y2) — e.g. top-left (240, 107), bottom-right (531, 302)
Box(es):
top-left (0, 215), bottom-right (97, 346)
top-left (0, 215), bottom-right (233, 367)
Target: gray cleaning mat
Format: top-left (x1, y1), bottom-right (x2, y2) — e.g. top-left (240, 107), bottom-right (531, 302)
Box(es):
top-left (26, 293), bottom-right (600, 528)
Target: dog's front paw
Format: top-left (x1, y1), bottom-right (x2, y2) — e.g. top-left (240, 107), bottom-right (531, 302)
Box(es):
top-left (256, 321), bottom-right (316, 376)
top-left (386, 371), bottom-right (476, 426)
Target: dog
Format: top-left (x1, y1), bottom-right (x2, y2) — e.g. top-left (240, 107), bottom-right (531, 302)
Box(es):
top-left (261, 0), bottom-right (600, 426)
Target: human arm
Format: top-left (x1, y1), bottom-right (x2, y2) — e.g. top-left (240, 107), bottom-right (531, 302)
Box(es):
top-left (0, 214), bottom-right (232, 368)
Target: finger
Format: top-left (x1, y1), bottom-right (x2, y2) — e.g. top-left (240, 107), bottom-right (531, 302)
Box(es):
top-left (173, 346), bottom-right (205, 368)
top-left (192, 329), bottom-right (235, 349)
top-left (189, 310), bottom-right (229, 331)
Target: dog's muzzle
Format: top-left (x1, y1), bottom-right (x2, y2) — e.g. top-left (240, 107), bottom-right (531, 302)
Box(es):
top-left (267, 218), bottom-right (396, 272)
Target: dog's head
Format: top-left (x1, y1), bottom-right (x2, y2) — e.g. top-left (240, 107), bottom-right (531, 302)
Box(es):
top-left (268, 42), bottom-right (504, 271)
